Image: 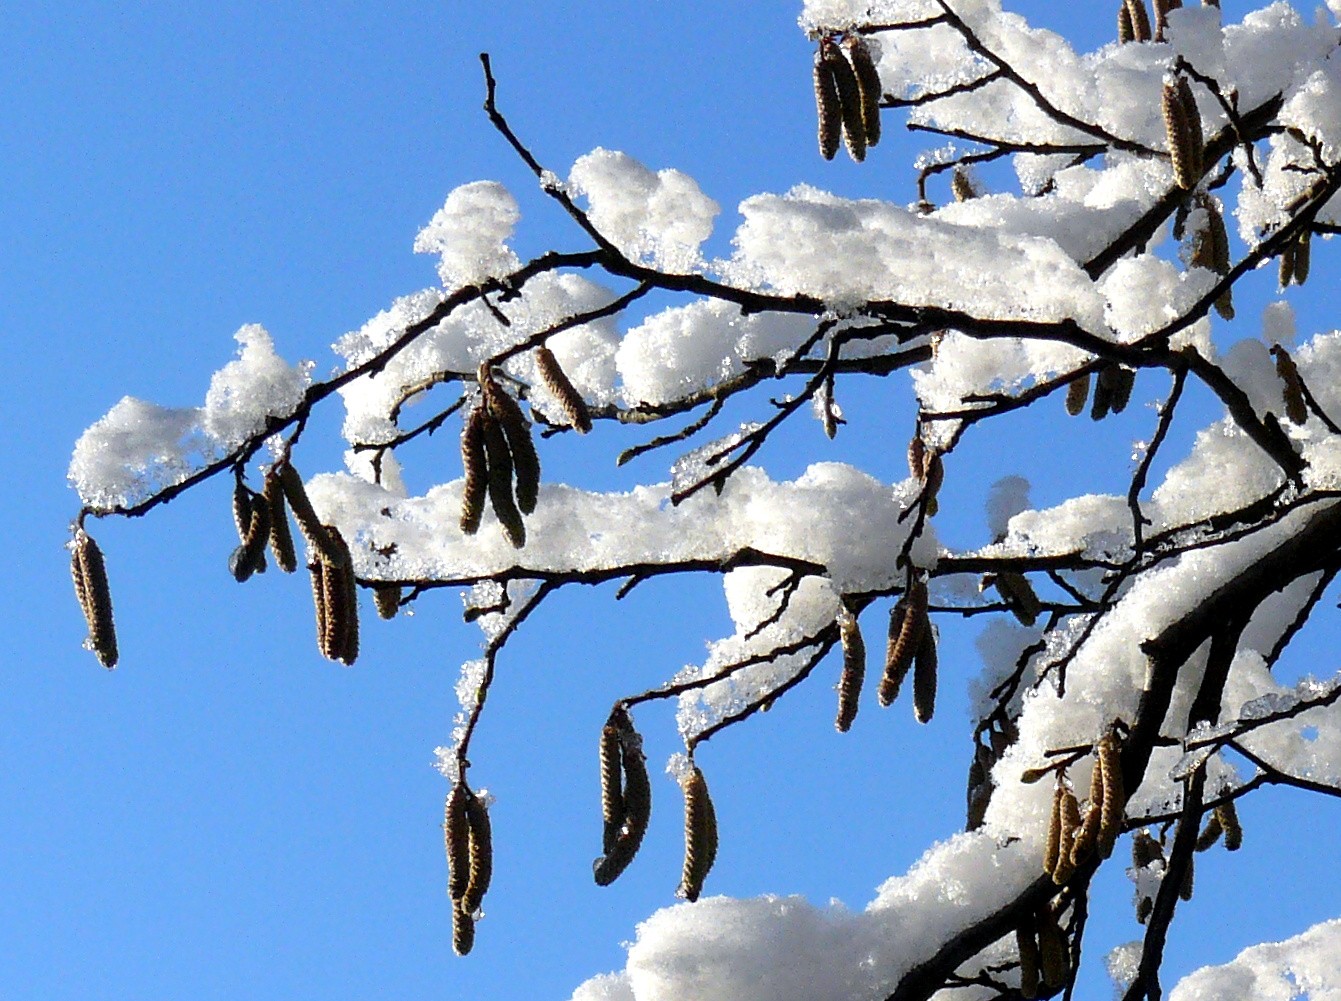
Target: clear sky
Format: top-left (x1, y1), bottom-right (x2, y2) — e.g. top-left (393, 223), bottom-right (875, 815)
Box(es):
top-left (4, 4), bottom-right (1340, 1000)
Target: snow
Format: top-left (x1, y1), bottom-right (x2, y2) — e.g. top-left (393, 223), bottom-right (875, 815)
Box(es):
top-left (1169, 919), bottom-right (1341, 1001)
top-left (414, 180), bottom-right (521, 288)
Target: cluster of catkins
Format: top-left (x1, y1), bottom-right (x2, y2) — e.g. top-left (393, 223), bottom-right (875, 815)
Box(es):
top-left (590, 707), bottom-right (719, 904)
top-left (813, 34), bottom-right (882, 162)
top-left (460, 351), bottom-right (590, 549)
top-left (444, 783), bottom-right (494, 956)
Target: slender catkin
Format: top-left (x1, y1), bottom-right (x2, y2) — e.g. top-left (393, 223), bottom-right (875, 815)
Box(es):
top-left (1132, 829), bottom-right (1163, 869)
top-left (317, 525), bottom-right (359, 665)
top-left (1017, 925), bottom-right (1041, 999)
top-left (1043, 781), bottom-right (1065, 877)
top-left (822, 39), bottom-right (866, 163)
top-left (1036, 906), bottom-right (1068, 989)
top-left (1095, 731), bottom-right (1124, 858)
top-left (1065, 372), bottom-right (1090, 416)
top-left (907, 435), bottom-right (926, 480)
top-left (1091, 363), bottom-right (1116, 420)
top-left (836, 610), bottom-right (866, 733)
top-left (461, 792), bottom-right (493, 916)
top-left (452, 901), bottom-right (475, 957)
top-left (678, 765), bottom-right (718, 902)
top-left (460, 406), bottom-right (488, 534)
top-left (278, 463), bottom-right (342, 566)
top-left (844, 34), bottom-right (882, 147)
top-left (1118, 1), bottom-right (1135, 43)
top-left (263, 470), bottom-right (298, 573)
top-left (1194, 810), bottom-right (1223, 852)
top-left (446, 783), bottom-right (471, 901)
top-left (230, 485), bottom-right (271, 583)
top-left (534, 346), bottom-right (592, 433)
top-left (232, 479), bottom-right (252, 540)
top-left (599, 711), bottom-right (627, 855)
top-left (912, 625), bottom-right (938, 724)
top-left (594, 722), bottom-right (651, 886)
top-left (1163, 76), bottom-right (1198, 190)
top-left (993, 571), bottom-right (1041, 627)
top-left (1217, 800), bottom-right (1243, 851)
top-left (1069, 762), bottom-right (1104, 866)
top-left (880, 581), bottom-right (927, 707)
top-left (1126, 0), bottom-right (1153, 42)
top-left (483, 374), bottom-right (541, 515)
top-left (1153, 0), bottom-right (1182, 40)
top-left (1272, 345), bottom-right (1308, 425)
top-left (950, 168), bottom-right (978, 202)
top-left (480, 412), bottom-right (526, 549)
top-left (813, 50), bottom-right (841, 161)
top-left (72, 529), bottom-right (118, 669)
top-left (373, 584), bottom-right (401, 620)
top-left (1293, 231), bottom-right (1312, 285)
top-left (1051, 790), bottom-right (1082, 884)
top-left (1109, 366), bottom-right (1136, 415)
top-left (309, 560), bottom-right (330, 660)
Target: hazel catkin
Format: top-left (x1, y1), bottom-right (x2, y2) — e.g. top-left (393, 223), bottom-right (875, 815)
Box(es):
top-left (678, 765), bottom-right (718, 902)
top-left (71, 528), bottom-right (117, 669)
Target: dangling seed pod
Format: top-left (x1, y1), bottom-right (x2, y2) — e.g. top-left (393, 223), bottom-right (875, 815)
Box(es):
top-left (1153, 0), bottom-right (1182, 41)
top-left (1194, 809), bottom-right (1223, 852)
top-left (1069, 762), bottom-right (1104, 866)
top-left (844, 34), bottom-right (882, 147)
top-left (315, 525), bottom-right (359, 665)
top-left (1163, 75), bottom-right (1201, 191)
top-left (229, 482), bottom-right (270, 583)
top-left (263, 470), bottom-right (298, 573)
top-left (534, 346), bottom-right (593, 434)
top-left (1065, 372), bottom-right (1090, 416)
top-left (71, 527), bottom-right (118, 669)
top-left (1190, 196), bottom-right (1234, 319)
top-left (813, 48), bottom-right (841, 161)
top-left (1036, 905), bottom-right (1068, 989)
top-left (880, 580), bottom-right (927, 707)
top-left (1044, 781), bottom-right (1065, 877)
top-left (1017, 924), bottom-right (1041, 999)
top-left (446, 783), bottom-right (471, 902)
top-left (1108, 366), bottom-right (1136, 415)
top-left (993, 571), bottom-right (1041, 627)
top-left (373, 583), bottom-right (401, 620)
top-left (482, 371), bottom-right (541, 515)
top-left (461, 792), bottom-right (493, 916)
top-left (599, 709), bottom-right (628, 855)
top-left (480, 411), bottom-right (526, 549)
top-left (821, 38), bottom-right (866, 163)
top-left (1217, 800), bottom-right (1243, 851)
top-left (1095, 731), bottom-right (1125, 858)
top-left (912, 624), bottom-right (938, 724)
top-left (677, 765), bottom-right (718, 902)
top-left (835, 608), bottom-right (866, 733)
top-left (278, 463), bottom-right (343, 566)
top-left (309, 560), bottom-right (330, 660)
top-left (452, 901), bottom-right (475, 957)
top-left (1126, 0), bottom-right (1153, 42)
top-left (1118, 0), bottom-right (1135, 43)
top-left (594, 717), bottom-right (651, 886)
top-left (1051, 789), bottom-right (1082, 884)
top-left (460, 406), bottom-right (488, 535)
top-left (950, 168), bottom-right (978, 202)
top-left (1091, 362), bottom-right (1117, 420)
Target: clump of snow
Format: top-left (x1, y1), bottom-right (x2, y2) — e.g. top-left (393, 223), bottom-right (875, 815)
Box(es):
top-left (1262, 300), bottom-right (1296, 346)
top-left (1169, 919), bottom-right (1341, 1001)
top-left (568, 149), bottom-right (719, 271)
top-left (203, 324), bottom-right (312, 448)
top-left (986, 475), bottom-right (1030, 540)
top-left (414, 181), bottom-right (521, 289)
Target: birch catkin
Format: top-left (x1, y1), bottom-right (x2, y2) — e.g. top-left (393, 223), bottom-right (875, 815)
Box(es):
top-left (534, 346), bottom-right (592, 434)
top-left (813, 49), bottom-right (841, 161)
top-left (844, 34), bottom-right (882, 147)
top-left (1043, 781), bottom-right (1065, 877)
top-left (483, 373), bottom-right (541, 515)
top-left (461, 792), bottom-right (493, 916)
top-left (480, 411), bottom-right (526, 549)
top-left (1272, 345), bottom-right (1308, 425)
top-left (1051, 789), bottom-right (1082, 884)
top-left (71, 528), bottom-right (118, 669)
top-left (1163, 75), bottom-right (1201, 190)
top-left (1217, 800), bottom-right (1243, 851)
top-left (452, 902), bottom-right (475, 957)
top-left (835, 609), bottom-right (866, 733)
top-left (446, 783), bottom-right (471, 902)
top-left (460, 406), bottom-right (488, 535)
top-left (373, 584), bottom-right (401, 620)
top-left (594, 717), bottom-right (651, 886)
top-left (912, 625), bottom-right (938, 724)
top-left (263, 470), bottom-right (298, 573)
top-left (1065, 371), bottom-right (1090, 416)
top-left (1095, 731), bottom-right (1124, 858)
top-left (278, 462), bottom-right (342, 567)
top-left (600, 712), bottom-right (627, 855)
top-left (1126, 0), bottom-right (1153, 42)
top-left (880, 581), bottom-right (927, 707)
top-left (1118, 1), bottom-right (1135, 43)
top-left (678, 765), bottom-right (718, 902)
top-left (1069, 761), bottom-right (1104, 866)
top-left (1017, 925), bottom-right (1041, 999)
top-left (822, 39), bottom-right (866, 163)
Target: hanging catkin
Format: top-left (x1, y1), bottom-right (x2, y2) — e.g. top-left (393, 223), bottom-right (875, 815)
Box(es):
top-left (460, 406), bottom-right (488, 534)
top-left (1217, 800), bottom-right (1243, 851)
top-left (480, 411), bottom-right (526, 548)
top-left (373, 583), bottom-right (401, 620)
top-left (844, 34), bottom-right (882, 147)
top-left (813, 49), bottom-right (841, 161)
top-left (1126, 0), bottom-right (1153, 42)
top-left (1051, 789), bottom-right (1082, 884)
top-left (1095, 731), bottom-right (1124, 858)
top-left (1272, 345), bottom-right (1309, 426)
top-left (835, 609), bottom-right (866, 733)
top-left (1162, 74), bottom-right (1201, 190)
top-left (880, 580), bottom-right (927, 707)
top-left (482, 372), bottom-right (541, 515)
top-left (534, 346), bottom-right (593, 433)
top-left (71, 528), bottom-right (118, 669)
top-left (821, 39), bottom-right (866, 163)
top-left (1043, 781), bottom-right (1065, 876)
top-left (446, 783), bottom-right (471, 902)
top-left (1065, 371), bottom-right (1090, 416)
top-left (263, 470), bottom-right (298, 573)
top-left (599, 708), bottom-right (630, 855)
top-left (1017, 924), bottom-right (1041, 999)
top-left (678, 765), bottom-right (718, 902)
top-left (1118, 1), bottom-right (1135, 43)
top-left (1069, 760), bottom-right (1104, 866)
top-left (461, 792), bottom-right (493, 916)
top-left (594, 718), bottom-right (651, 886)
top-left (277, 462), bottom-right (343, 567)
top-left (912, 625), bottom-right (938, 724)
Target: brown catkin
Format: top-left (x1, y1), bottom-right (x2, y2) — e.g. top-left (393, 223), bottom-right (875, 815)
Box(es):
top-left (813, 49), bottom-right (841, 161)
top-left (1153, 0), bottom-right (1182, 40)
top-left (230, 484), bottom-right (271, 583)
top-left (72, 529), bottom-right (118, 669)
top-left (1051, 790), bottom-right (1082, 884)
top-left (822, 39), bottom-right (866, 163)
top-left (1065, 371), bottom-right (1090, 416)
top-left (480, 412), bottom-right (526, 549)
top-left (233, 479), bottom-right (252, 540)
top-left (460, 406), bottom-right (488, 535)
top-left (835, 610), bottom-right (866, 733)
top-left (451, 902), bottom-right (475, 957)
top-left (912, 624), bottom-right (938, 724)
top-left (1163, 76), bottom-right (1198, 190)
top-left (373, 583), bottom-right (401, 620)
top-left (461, 792), bottom-right (493, 916)
top-left (263, 470), bottom-right (298, 573)
top-left (1091, 363), bottom-right (1117, 421)
top-left (1194, 810), bottom-right (1223, 852)
top-left (594, 721), bottom-right (651, 886)
top-left (1017, 925), bottom-right (1041, 999)
top-left (1272, 346), bottom-right (1309, 425)
top-left (1044, 782), bottom-right (1065, 877)
top-left (535, 346), bottom-right (593, 434)
top-left (880, 581), bottom-right (927, 707)
top-left (1126, 0), bottom-right (1153, 42)
top-left (599, 711), bottom-right (627, 855)
top-left (309, 560), bottom-right (330, 661)
top-left (1096, 732), bottom-right (1124, 858)
top-left (950, 168), bottom-right (978, 202)
top-left (1069, 762), bottom-right (1104, 866)
top-left (844, 34), bottom-right (882, 147)
top-left (907, 435), bottom-right (926, 480)
top-left (278, 463), bottom-right (342, 567)
top-left (1132, 829), bottom-right (1163, 869)
top-left (446, 783), bottom-right (471, 901)
top-left (819, 375), bottom-right (839, 440)
top-left (678, 766), bottom-right (718, 902)
top-left (1217, 800), bottom-right (1243, 851)
top-left (317, 525), bottom-right (359, 665)
top-left (483, 372), bottom-right (541, 515)
top-left (1109, 366), bottom-right (1136, 415)
top-left (1293, 230), bottom-right (1312, 285)
top-left (1036, 906), bottom-right (1068, 989)
top-left (1118, 1), bottom-right (1135, 43)
top-left (993, 571), bottom-right (1041, 627)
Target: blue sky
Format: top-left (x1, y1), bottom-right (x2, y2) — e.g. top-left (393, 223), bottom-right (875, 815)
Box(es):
top-left (5, 4), bottom-right (1340, 1000)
